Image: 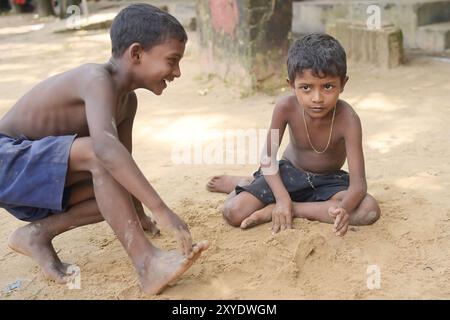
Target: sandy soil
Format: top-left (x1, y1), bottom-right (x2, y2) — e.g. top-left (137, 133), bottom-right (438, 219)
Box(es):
top-left (0, 9), bottom-right (449, 300)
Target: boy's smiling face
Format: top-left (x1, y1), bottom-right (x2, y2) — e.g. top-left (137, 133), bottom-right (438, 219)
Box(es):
top-left (133, 38), bottom-right (185, 95)
top-left (290, 69), bottom-right (348, 119)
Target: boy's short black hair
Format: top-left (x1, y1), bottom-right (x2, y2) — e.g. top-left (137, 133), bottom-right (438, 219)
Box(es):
top-left (287, 33), bottom-right (347, 83)
top-left (110, 3), bottom-right (187, 58)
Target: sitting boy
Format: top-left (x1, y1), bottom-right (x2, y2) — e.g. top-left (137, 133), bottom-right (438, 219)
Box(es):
top-left (0, 4), bottom-right (208, 295)
top-left (207, 34), bottom-right (380, 236)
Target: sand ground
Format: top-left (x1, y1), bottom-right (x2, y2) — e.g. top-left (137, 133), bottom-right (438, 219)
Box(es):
top-left (0, 7), bottom-right (449, 300)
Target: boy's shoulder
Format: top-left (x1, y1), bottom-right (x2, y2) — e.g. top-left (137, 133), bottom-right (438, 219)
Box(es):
top-left (273, 94), bottom-right (299, 115)
top-left (51, 63), bottom-right (115, 98)
top-left (77, 63), bottom-right (114, 86)
top-left (336, 99), bottom-right (360, 123)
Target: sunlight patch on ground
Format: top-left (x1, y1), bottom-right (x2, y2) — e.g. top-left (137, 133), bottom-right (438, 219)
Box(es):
top-left (140, 115), bottom-right (226, 145)
top-left (354, 92), bottom-right (405, 112)
top-left (366, 131), bottom-right (415, 154)
top-left (0, 75), bottom-right (39, 85)
top-left (0, 63), bottom-right (31, 72)
top-left (0, 99), bottom-right (16, 110)
top-left (0, 23), bottom-right (44, 35)
top-left (394, 172), bottom-right (443, 192)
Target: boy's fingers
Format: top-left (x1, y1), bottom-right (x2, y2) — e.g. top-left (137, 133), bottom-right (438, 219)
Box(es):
top-left (286, 218), bottom-right (293, 229)
top-left (272, 215), bottom-right (280, 234)
top-left (280, 215), bottom-right (286, 231)
top-left (334, 213), bottom-right (342, 231)
top-left (337, 224), bottom-right (349, 237)
top-left (337, 214), bottom-right (349, 231)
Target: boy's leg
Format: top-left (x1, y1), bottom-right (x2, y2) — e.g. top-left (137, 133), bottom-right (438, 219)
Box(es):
top-left (8, 178), bottom-right (159, 283)
top-left (222, 190), bottom-right (267, 227)
top-left (206, 175), bottom-right (253, 193)
top-left (207, 175), bottom-right (268, 227)
top-left (10, 137), bottom-right (207, 294)
top-left (8, 182), bottom-right (103, 284)
top-left (241, 191), bottom-right (381, 230)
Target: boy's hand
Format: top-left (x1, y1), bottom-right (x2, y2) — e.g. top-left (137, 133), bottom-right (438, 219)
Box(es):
top-left (271, 199), bottom-right (293, 234)
top-left (328, 206), bottom-right (350, 237)
top-left (154, 209), bottom-right (193, 256)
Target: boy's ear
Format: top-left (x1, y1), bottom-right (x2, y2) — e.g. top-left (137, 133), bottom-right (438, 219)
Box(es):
top-left (286, 77), bottom-right (294, 89)
top-left (340, 76), bottom-right (349, 92)
top-left (129, 43), bottom-right (144, 64)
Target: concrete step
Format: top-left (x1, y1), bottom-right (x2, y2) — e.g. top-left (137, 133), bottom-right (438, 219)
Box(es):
top-left (292, 0), bottom-right (450, 49)
top-left (417, 0), bottom-right (450, 26)
top-left (417, 22), bottom-right (450, 51)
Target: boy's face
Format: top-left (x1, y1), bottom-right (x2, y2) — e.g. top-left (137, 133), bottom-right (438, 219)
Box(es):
top-left (289, 69), bottom-right (348, 119)
top-left (134, 38), bottom-right (185, 95)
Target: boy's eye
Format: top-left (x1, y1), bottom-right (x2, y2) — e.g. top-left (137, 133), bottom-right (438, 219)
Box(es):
top-left (299, 85), bottom-right (310, 91)
top-left (324, 84), bottom-right (334, 90)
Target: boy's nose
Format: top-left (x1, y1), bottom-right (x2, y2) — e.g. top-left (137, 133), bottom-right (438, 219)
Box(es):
top-left (312, 90), bottom-right (323, 103)
top-left (173, 65), bottom-right (181, 78)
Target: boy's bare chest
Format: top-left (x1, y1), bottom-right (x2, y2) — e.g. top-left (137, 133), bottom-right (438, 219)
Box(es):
top-left (287, 117), bottom-right (344, 153)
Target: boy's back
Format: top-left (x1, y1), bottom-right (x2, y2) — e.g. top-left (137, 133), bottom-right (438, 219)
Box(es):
top-left (0, 64), bottom-right (129, 139)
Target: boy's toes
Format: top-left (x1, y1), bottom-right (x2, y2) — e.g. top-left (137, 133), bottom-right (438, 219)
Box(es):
top-left (196, 240), bottom-right (209, 251)
top-left (240, 216), bottom-right (257, 229)
top-left (44, 264), bottom-right (71, 284)
top-left (186, 241), bottom-right (208, 260)
top-left (193, 241), bottom-right (209, 255)
top-left (240, 210), bottom-right (271, 229)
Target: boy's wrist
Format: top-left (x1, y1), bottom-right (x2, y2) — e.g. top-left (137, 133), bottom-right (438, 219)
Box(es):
top-left (275, 193), bottom-right (291, 203)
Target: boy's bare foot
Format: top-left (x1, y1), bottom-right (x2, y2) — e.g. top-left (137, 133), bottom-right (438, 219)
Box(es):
top-left (206, 175), bottom-right (252, 193)
top-left (8, 224), bottom-right (72, 284)
top-left (138, 241), bottom-right (209, 295)
top-left (240, 205), bottom-right (273, 229)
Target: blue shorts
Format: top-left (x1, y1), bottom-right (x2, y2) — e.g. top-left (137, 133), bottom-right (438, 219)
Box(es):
top-left (0, 133), bottom-right (77, 222)
top-left (235, 159), bottom-right (349, 204)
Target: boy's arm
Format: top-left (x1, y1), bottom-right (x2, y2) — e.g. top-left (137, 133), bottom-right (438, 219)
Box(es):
top-left (261, 98), bottom-right (292, 233)
top-left (82, 74), bottom-right (192, 254)
top-left (339, 108), bottom-right (367, 214)
top-left (116, 92), bottom-right (150, 220)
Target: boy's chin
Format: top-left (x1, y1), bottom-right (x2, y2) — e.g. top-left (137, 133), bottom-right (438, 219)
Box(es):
top-left (149, 86), bottom-right (164, 96)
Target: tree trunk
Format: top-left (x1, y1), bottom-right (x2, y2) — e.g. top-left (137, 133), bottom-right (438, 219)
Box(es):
top-left (36, 0), bottom-right (53, 17)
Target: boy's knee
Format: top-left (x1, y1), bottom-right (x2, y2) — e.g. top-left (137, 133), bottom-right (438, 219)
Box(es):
top-left (223, 201), bottom-right (244, 227)
top-left (363, 201), bottom-right (381, 225)
top-left (73, 138), bottom-right (104, 173)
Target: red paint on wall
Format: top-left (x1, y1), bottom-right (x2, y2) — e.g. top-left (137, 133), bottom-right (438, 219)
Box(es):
top-left (209, 0), bottom-right (239, 37)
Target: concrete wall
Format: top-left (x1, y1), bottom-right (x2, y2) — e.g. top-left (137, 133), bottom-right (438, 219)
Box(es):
top-left (327, 20), bottom-right (404, 68)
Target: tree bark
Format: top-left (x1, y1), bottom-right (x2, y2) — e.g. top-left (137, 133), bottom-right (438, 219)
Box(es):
top-left (36, 0), bottom-right (53, 17)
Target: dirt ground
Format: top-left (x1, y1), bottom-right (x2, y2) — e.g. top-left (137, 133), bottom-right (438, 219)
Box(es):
top-left (0, 8), bottom-right (449, 300)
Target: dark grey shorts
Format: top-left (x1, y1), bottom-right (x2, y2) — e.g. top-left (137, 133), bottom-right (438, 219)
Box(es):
top-left (235, 159), bottom-right (349, 204)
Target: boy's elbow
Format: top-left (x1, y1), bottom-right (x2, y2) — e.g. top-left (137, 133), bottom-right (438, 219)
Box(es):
top-left (349, 184), bottom-right (367, 198)
top-left (92, 141), bottom-right (120, 170)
